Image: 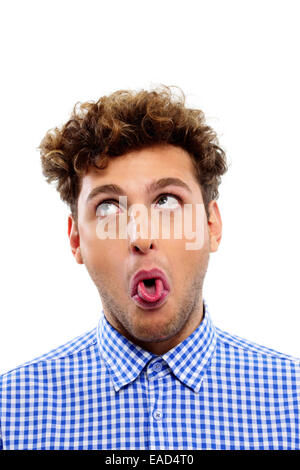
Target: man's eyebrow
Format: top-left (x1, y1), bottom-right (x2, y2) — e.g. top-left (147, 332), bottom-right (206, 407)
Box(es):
top-left (86, 177), bottom-right (192, 203)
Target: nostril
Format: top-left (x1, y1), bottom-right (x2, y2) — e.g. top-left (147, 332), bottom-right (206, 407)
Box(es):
top-left (132, 242), bottom-right (154, 253)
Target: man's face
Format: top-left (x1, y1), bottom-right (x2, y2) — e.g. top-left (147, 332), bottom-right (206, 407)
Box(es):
top-left (68, 144), bottom-right (222, 354)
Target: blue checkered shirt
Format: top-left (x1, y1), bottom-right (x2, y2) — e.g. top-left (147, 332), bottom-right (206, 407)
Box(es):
top-left (0, 299), bottom-right (299, 450)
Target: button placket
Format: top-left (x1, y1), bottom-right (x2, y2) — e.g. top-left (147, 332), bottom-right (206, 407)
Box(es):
top-left (147, 359), bottom-right (167, 382)
top-left (153, 409), bottom-right (163, 420)
top-left (153, 362), bottom-right (162, 372)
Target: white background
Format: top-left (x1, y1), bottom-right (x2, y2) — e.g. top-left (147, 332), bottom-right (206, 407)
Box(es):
top-left (0, 0), bottom-right (299, 374)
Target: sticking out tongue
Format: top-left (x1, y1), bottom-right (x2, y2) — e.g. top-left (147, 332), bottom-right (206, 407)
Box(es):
top-left (137, 278), bottom-right (164, 302)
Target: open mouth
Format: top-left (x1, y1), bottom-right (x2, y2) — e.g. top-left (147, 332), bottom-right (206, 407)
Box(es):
top-left (130, 269), bottom-right (170, 310)
top-left (137, 278), bottom-right (164, 302)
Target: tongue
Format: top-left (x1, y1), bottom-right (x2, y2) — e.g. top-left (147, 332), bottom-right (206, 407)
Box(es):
top-left (137, 279), bottom-right (164, 302)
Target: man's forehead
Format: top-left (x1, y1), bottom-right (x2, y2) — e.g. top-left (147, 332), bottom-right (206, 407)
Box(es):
top-left (92, 145), bottom-right (195, 173)
top-left (78, 145), bottom-right (200, 202)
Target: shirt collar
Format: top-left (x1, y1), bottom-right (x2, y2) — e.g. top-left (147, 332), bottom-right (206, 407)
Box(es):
top-left (97, 314), bottom-right (154, 391)
top-left (162, 299), bottom-right (217, 392)
top-left (97, 298), bottom-right (217, 393)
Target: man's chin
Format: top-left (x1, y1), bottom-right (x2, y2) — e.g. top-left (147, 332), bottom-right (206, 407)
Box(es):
top-left (134, 333), bottom-right (172, 344)
top-left (128, 322), bottom-right (180, 345)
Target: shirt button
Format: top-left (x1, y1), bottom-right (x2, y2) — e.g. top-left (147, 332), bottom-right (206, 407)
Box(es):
top-left (153, 362), bottom-right (162, 372)
top-left (153, 410), bottom-right (163, 420)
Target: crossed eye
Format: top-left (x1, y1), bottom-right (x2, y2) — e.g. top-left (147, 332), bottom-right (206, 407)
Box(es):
top-left (96, 194), bottom-right (181, 218)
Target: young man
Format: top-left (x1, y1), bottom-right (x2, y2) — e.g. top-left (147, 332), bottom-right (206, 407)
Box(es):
top-left (0, 87), bottom-right (299, 450)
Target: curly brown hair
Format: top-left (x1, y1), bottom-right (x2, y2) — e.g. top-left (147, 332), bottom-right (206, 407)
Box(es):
top-left (39, 86), bottom-right (228, 224)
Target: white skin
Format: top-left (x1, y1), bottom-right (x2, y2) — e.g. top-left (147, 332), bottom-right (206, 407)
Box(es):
top-left (68, 144), bottom-right (222, 355)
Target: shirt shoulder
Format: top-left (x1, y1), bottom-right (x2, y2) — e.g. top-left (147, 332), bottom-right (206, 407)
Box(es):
top-left (0, 327), bottom-right (98, 382)
top-left (215, 325), bottom-right (300, 365)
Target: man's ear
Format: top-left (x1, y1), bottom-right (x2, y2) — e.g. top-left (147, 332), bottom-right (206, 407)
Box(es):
top-left (207, 200), bottom-right (222, 253)
top-left (68, 214), bottom-right (83, 264)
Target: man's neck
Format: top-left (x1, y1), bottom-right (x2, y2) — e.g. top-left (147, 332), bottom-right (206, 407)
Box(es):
top-left (134, 300), bottom-right (204, 355)
top-left (104, 298), bottom-right (204, 356)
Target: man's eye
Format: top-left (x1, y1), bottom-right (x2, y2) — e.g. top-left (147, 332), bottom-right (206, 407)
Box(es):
top-left (95, 193), bottom-right (181, 217)
top-left (96, 200), bottom-right (119, 218)
top-left (155, 194), bottom-right (181, 209)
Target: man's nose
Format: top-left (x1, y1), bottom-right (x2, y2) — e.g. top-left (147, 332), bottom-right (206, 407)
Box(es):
top-left (127, 212), bottom-right (157, 254)
top-left (130, 238), bottom-right (156, 254)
